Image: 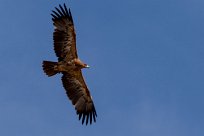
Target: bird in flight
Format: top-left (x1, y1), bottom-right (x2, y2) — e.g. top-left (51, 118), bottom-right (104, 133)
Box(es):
top-left (42, 3), bottom-right (97, 125)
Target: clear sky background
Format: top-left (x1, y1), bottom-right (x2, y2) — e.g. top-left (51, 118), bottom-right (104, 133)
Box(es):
top-left (0, 0), bottom-right (204, 136)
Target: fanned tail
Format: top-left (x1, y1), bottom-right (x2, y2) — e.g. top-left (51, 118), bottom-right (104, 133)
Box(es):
top-left (42, 61), bottom-right (58, 77)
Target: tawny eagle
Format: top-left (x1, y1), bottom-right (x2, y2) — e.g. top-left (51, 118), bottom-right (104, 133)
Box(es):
top-left (42, 4), bottom-right (97, 125)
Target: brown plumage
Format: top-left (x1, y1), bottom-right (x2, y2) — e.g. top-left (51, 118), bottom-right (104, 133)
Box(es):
top-left (42, 4), bottom-right (97, 125)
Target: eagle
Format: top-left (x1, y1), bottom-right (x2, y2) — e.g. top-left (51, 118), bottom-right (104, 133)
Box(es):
top-left (42, 3), bottom-right (97, 125)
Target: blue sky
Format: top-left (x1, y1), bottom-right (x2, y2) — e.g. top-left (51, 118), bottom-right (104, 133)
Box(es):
top-left (0, 0), bottom-right (204, 136)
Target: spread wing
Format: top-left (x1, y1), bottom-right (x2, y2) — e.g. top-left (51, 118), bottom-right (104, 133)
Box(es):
top-left (51, 4), bottom-right (77, 61)
top-left (61, 71), bottom-right (97, 125)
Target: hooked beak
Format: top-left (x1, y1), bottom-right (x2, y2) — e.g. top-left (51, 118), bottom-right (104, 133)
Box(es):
top-left (85, 65), bottom-right (90, 68)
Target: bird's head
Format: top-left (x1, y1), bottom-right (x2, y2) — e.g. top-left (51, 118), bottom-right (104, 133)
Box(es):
top-left (74, 59), bottom-right (90, 69)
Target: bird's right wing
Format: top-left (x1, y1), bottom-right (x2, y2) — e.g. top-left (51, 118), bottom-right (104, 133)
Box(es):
top-left (51, 4), bottom-right (78, 61)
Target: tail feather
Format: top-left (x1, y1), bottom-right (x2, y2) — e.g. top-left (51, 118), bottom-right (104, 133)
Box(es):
top-left (42, 61), bottom-right (58, 77)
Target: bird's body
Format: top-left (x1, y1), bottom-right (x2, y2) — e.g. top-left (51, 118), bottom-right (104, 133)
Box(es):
top-left (42, 4), bottom-right (97, 125)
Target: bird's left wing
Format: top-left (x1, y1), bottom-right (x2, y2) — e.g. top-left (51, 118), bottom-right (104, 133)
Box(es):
top-left (61, 71), bottom-right (97, 125)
